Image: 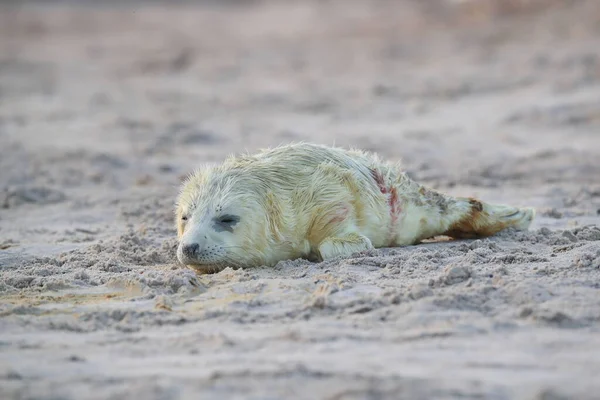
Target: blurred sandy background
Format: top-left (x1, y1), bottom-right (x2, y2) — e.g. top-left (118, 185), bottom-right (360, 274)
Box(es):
top-left (1, 0), bottom-right (600, 399)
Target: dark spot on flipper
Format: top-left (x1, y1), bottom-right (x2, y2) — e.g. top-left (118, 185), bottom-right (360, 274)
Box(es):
top-left (468, 198), bottom-right (483, 212)
top-left (213, 214), bottom-right (240, 233)
top-left (428, 190), bottom-right (448, 212)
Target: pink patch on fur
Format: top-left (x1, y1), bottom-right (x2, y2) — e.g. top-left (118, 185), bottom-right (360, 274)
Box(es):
top-left (370, 168), bottom-right (388, 194)
top-left (388, 186), bottom-right (401, 244)
top-left (328, 205), bottom-right (350, 225)
top-left (370, 168), bottom-right (402, 245)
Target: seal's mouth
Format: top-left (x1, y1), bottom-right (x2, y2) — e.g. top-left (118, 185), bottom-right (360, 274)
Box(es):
top-left (184, 262), bottom-right (229, 274)
top-left (177, 248), bottom-right (226, 274)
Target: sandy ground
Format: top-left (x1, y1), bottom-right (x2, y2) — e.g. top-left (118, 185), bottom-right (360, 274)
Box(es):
top-left (1, 0), bottom-right (600, 399)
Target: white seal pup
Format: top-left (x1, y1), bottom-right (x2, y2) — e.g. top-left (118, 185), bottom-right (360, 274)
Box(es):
top-left (175, 143), bottom-right (535, 273)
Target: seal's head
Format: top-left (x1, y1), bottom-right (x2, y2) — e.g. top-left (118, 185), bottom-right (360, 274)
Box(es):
top-left (175, 163), bottom-right (277, 273)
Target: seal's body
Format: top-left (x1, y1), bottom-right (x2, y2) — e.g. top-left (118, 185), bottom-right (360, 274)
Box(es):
top-left (176, 143), bottom-right (535, 273)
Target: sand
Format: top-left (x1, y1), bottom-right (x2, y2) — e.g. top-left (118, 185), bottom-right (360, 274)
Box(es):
top-left (1, 0), bottom-right (600, 399)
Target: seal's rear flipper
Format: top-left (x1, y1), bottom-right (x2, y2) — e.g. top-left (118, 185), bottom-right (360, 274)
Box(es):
top-left (442, 197), bottom-right (535, 239)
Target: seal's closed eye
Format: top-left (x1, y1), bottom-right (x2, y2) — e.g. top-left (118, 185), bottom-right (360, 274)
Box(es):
top-left (219, 215), bottom-right (239, 224)
top-left (213, 214), bottom-right (240, 232)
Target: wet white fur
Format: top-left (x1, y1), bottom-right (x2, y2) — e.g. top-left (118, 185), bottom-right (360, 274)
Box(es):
top-left (175, 142), bottom-right (535, 272)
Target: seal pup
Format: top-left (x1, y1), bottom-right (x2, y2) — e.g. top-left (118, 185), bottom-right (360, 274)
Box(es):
top-left (175, 143), bottom-right (535, 273)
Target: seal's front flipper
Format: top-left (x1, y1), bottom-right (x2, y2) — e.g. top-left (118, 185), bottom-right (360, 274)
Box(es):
top-left (318, 233), bottom-right (373, 261)
top-left (443, 197), bottom-right (535, 239)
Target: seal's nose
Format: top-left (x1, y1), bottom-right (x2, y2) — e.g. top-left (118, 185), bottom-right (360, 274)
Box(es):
top-left (182, 243), bottom-right (199, 259)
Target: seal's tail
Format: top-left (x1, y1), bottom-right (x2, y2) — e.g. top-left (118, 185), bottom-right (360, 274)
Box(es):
top-left (442, 197), bottom-right (535, 239)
